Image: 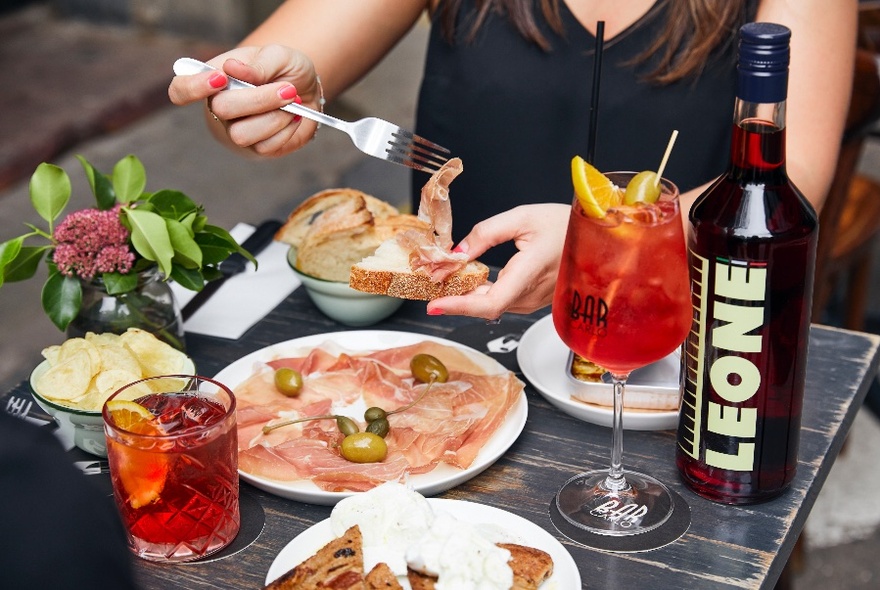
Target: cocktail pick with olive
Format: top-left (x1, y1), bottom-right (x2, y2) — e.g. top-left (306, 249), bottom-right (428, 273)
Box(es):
top-left (361, 353), bottom-right (449, 437)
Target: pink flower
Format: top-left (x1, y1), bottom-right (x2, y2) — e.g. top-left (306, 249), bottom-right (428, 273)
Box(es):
top-left (52, 206), bottom-right (135, 279)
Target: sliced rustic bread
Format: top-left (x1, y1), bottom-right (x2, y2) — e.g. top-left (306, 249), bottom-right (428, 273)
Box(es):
top-left (294, 214), bottom-right (430, 282)
top-left (276, 188), bottom-right (428, 282)
top-left (275, 188), bottom-right (399, 248)
top-left (350, 240), bottom-right (489, 300)
top-left (264, 525), bottom-right (365, 590)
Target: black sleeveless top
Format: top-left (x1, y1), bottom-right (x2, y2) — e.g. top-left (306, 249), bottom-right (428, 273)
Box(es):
top-left (413, 0), bottom-right (757, 265)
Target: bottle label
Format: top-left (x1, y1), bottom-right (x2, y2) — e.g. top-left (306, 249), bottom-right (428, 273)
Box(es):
top-left (679, 251), bottom-right (767, 472)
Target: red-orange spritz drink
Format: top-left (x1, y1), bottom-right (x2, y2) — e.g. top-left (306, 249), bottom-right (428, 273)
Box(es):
top-left (550, 169), bottom-right (690, 540)
top-left (553, 177), bottom-right (691, 374)
top-left (103, 375), bottom-right (240, 562)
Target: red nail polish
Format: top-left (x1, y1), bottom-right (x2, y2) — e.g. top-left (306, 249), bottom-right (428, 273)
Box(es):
top-left (427, 308), bottom-right (444, 316)
top-left (278, 85), bottom-right (298, 100)
top-left (294, 95), bottom-right (303, 105)
top-left (293, 115), bottom-right (302, 122)
top-left (208, 72), bottom-right (227, 89)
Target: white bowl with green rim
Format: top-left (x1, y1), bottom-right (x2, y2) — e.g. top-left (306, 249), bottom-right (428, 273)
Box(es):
top-left (29, 356), bottom-right (195, 457)
top-left (287, 248), bottom-right (403, 327)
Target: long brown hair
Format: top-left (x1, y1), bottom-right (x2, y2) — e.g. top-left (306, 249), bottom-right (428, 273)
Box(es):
top-left (434, 0), bottom-right (750, 83)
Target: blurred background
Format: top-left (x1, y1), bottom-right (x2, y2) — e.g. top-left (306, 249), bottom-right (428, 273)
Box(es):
top-left (0, 2), bottom-right (878, 588)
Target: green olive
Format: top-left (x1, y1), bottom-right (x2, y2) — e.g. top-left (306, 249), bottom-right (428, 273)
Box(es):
top-left (624, 170), bottom-right (662, 205)
top-left (274, 367), bottom-right (304, 397)
top-left (364, 406), bottom-right (387, 423)
top-left (410, 354), bottom-right (448, 384)
top-left (336, 416), bottom-right (360, 437)
top-left (366, 417), bottom-right (390, 438)
top-left (340, 432), bottom-right (388, 463)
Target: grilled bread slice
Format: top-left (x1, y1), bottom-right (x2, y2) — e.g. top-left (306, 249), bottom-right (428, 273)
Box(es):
top-left (405, 543), bottom-right (554, 590)
top-left (364, 562), bottom-right (404, 589)
top-left (264, 525), bottom-right (365, 590)
top-left (349, 240), bottom-right (489, 300)
top-left (499, 543), bottom-right (555, 590)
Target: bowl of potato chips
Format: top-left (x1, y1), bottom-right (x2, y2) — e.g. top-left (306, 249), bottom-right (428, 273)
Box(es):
top-left (29, 328), bottom-right (194, 457)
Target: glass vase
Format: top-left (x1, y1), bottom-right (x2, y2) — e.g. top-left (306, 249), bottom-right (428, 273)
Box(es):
top-left (67, 267), bottom-right (186, 351)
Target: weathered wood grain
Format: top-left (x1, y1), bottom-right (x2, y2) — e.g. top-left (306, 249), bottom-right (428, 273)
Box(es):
top-left (5, 289), bottom-right (878, 590)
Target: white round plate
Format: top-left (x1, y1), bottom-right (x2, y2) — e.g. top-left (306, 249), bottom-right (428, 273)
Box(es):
top-left (265, 498), bottom-right (580, 588)
top-left (214, 330), bottom-right (528, 505)
top-left (517, 315), bottom-right (680, 431)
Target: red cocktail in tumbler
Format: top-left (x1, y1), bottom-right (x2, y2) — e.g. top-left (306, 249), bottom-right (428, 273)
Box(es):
top-left (103, 375), bottom-right (240, 562)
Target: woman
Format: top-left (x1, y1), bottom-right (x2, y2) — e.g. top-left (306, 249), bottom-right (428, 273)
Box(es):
top-left (168, 0), bottom-right (855, 319)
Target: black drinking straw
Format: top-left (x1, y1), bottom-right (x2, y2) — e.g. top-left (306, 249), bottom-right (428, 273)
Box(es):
top-left (586, 21), bottom-right (605, 164)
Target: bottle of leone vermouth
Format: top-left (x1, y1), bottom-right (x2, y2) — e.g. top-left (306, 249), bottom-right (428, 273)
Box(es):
top-left (675, 22), bottom-right (818, 504)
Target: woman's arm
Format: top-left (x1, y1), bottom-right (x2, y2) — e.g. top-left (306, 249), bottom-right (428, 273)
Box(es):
top-left (756, 0), bottom-right (857, 210)
top-left (168, 0), bottom-right (427, 156)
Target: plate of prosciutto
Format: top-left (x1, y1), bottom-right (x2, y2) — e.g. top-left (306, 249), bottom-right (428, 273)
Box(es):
top-left (214, 330), bottom-right (527, 505)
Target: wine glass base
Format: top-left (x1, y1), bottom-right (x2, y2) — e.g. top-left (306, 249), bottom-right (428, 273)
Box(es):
top-left (554, 470), bottom-right (673, 536)
top-left (549, 471), bottom-right (692, 552)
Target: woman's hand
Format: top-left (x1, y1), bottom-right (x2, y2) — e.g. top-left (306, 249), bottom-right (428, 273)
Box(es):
top-left (167, 44), bottom-right (321, 157)
top-left (427, 203), bottom-right (571, 320)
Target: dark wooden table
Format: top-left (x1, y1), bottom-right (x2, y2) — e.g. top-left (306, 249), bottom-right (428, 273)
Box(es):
top-left (4, 288), bottom-right (879, 589)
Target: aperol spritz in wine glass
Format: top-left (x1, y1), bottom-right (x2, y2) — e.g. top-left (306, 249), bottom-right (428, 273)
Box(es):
top-left (551, 167), bottom-right (691, 538)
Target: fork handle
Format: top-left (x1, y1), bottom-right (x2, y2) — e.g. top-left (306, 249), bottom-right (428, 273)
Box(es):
top-left (173, 58), bottom-right (344, 131)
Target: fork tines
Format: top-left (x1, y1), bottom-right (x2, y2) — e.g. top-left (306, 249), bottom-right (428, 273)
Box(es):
top-left (387, 131), bottom-right (451, 173)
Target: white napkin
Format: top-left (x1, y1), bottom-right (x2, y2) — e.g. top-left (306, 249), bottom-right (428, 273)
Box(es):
top-left (171, 223), bottom-right (301, 339)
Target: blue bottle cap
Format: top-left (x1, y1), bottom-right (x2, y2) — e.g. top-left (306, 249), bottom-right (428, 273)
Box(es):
top-left (737, 22), bottom-right (790, 103)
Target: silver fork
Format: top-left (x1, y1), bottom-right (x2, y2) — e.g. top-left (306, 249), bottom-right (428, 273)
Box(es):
top-left (173, 58), bottom-right (451, 173)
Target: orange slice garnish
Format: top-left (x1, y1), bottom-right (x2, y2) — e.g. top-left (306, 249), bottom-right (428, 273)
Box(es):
top-left (106, 400), bottom-right (168, 509)
top-left (571, 156), bottom-right (621, 218)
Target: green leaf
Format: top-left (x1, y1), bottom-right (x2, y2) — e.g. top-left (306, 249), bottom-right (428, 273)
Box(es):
top-left (147, 189), bottom-right (200, 220)
top-left (42, 269), bottom-right (82, 331)
top-left (112, 155), bottom-right (146, 203)
top-left (203, 224), bottom-right (258, 267)
top-left (170, 264), bottom-right (204, 291)
top-left (102, 271), bottom-right (138, 295)
top-left (29, 163), bottom-right (71, 226)
top-left (123, 208), bottom-right (174, 276)
top-left (77, 155), bottom-right (116, 210)
top-left (193, 231), bottom-right (237, 266)
top-left (166, 217), bottom-right (202, 269)
top-left (2, 244), bottom-right (50, 284)
top-left (0, 237), bottom-right (23, 267)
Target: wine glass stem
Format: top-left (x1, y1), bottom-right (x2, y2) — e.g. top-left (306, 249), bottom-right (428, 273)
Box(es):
top-left (603, 373), bottom-right (630, 493)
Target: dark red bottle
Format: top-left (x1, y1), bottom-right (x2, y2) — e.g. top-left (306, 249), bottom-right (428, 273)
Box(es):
top-left (675, 23), bottom-right (818, 504)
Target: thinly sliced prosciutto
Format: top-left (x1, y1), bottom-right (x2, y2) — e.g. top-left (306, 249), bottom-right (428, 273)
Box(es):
top-left (233, 340), bottom-right (524, 492)
top-left (393, 157), bottom-right (469, 281)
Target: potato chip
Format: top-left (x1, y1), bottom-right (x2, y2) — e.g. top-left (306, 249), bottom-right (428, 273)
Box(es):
top-left (96, 343), bottom-right (141, 377)
top-left (85, 331), bottom-right (122, 347)
top-left (36, 350), bottom-right (95, 401)
top-left (57, 338), bottom-right (102, 370)
top-left (145, 376), bottom-right (190, 394)
top-left (41, 344), bottom-right (61, 365)
top-left (36, 329), bottom-right (190, 411)
top-left (96, 369), bottom-right (149, 403)
top-left (120, 328), bottom-right (187, 376)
